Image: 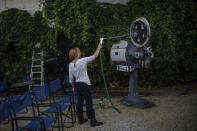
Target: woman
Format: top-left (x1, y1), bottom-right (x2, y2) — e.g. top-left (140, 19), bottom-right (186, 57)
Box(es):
top-left (69, 39), bottom-right (103, 127)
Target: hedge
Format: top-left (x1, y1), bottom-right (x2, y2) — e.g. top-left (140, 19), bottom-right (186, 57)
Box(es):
top-left (52, 0), bottom-right (197, 87)
top-left (0, 9), bottom-right (48, 85)
top-left (0, 0), bottom-right (196, 87)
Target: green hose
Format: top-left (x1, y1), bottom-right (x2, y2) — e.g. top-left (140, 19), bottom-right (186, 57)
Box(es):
top-left (99, 51), bottom-right (120, 113)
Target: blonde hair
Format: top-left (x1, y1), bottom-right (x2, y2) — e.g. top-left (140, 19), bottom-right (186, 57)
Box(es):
top-left (69, 47), bottom-right (80, 61)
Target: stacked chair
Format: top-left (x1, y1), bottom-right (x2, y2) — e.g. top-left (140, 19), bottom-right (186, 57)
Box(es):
top-left (0, 76), bottom-right (77, 131)
top-left (0, 80), bottom-right (8, 92)
top-left (49, 78), bottom-right (77, 128)
top-left (23, 74), bottom-right (31, 82)
top-left (63, 76), bottom-right (78, 122)
top-left (0, 99), bottom-right (11, 126)
top-left (10, 90), bottom-right (58, 131)
top-left (32, 84), bottom-right (72, 131)
top-left (0, 80), bottom-right (10, 124)
top-left (0, 80), bottom-right (9, 100)
top-left (0, 91), bottom-right (58, 131)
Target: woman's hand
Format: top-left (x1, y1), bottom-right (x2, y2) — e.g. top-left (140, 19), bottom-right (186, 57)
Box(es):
top-left (72, 87), bottom-right (75, 92)
top-left (71, 83), bottom-right (75, 92)
top-left (100, 38), bottom-right (104, 45)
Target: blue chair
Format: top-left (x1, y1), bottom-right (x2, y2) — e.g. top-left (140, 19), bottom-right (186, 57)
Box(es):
top-left (0, 80), bottom-right (8, 92)
top-left (0, 99), bottom-right (14, 130)
top-left (0, 80), bottom-right (8, 101)
top-left (10, 95), bottom-right (29, 114)
top-left (23, 74), bottom-right (31, 82)
top-left (49, 78), bottom-right (62, 93)
top-left (0, 80), bottom-right (10, 124)
top-left (49, 78), bottom-right (76, 127)
top-left (0, 100), bottom-right (10, 122)
top-left (9, 90), bottom-right (57, 131)
top-left (64, 76), bottom-right (70, 87)
top-left (64, 75), bottom-right (77, 121)
top-left (64, 75), bottom-right (77, 104)
top-left (64, 75), bottom-right (78, 104)
top-left (32, 84), bottom-right (68, 131)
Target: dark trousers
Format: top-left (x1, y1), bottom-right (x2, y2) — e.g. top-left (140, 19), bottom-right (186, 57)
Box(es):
top-left (75, 82), bottom-right (93, 113)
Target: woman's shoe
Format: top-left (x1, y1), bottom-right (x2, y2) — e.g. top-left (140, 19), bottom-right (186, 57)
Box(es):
top-left (87, 109), bottom-right (103, 127)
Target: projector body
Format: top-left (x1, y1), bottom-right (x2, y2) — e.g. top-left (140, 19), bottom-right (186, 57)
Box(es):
top-left (110, 17), bottom-right (155, 108)
top-left (111, 40), bottom-right (153, 72)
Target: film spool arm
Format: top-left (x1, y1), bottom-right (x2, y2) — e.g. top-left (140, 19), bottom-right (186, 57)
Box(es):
top-left (100, 17), bottom-right (150, 48)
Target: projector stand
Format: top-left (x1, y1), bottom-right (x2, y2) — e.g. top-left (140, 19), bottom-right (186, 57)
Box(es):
top-left (121, 70), bottom-right (155, 108)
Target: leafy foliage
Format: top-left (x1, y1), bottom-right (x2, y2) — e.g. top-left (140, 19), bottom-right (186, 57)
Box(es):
top-left (1, 0), bottom-right (197, 87)
top-left (52, 0), bottom-right (131, 84)
top-left (50, 0), bottom-right (197, 87)
top-left (0, 9), bottom-right (48, 85)
top-left (127, 0), bottom-right (197, 86)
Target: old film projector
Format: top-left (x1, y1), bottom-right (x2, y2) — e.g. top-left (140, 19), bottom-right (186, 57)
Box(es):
top-left (110, 17), bottom-right (154, 108)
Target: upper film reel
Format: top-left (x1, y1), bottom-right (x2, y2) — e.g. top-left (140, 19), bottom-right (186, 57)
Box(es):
top-left (130, 17), bottom-right (151, 48)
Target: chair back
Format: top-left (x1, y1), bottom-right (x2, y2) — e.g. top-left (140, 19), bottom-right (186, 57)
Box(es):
top-left (0, 80), bottom-right (8, 91)
top-left (65, 75), bottom-right (70, 87)
top-left (9, 91), bottom-right (33, 114)
top-left (0, 99), bottom-right (11, 122)
top-left (49, 78), bottom-right (62, 93)
top-left (32, 84), bottom-right (49, 102)
top-left (23, 74), bottom-right (31, 82)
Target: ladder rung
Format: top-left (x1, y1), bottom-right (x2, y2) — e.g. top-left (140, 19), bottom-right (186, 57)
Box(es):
top-left (33, 59), bottom-right (41, 61)
top-left (32, 84), bottom-right (41, 86)
top-left (32, 72), bottom-right (42, 73)
top-left (32, 78), bottom-right (41, 80)
top-left (34, 51), bottom-right (42, 54)
top-left (34, 52), bottom-right (42, 55)
top-left (31, 47), bottom-right (44, 86)
top-left (32, 65), bottom-right (41, 67)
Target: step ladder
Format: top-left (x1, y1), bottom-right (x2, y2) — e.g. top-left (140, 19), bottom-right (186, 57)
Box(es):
top-left (30, 43), bottom-right (44, 88)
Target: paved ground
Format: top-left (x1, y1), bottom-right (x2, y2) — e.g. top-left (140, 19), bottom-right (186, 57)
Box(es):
top-left (1, 87), bottom-right (197, 131)
top-left (71, 93), bottom-right (197, 131)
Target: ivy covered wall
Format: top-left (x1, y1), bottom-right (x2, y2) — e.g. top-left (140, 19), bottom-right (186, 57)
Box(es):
top-left (0, 0), bottom-right (196, 87)
top-left (0, 8), bottom-right (48, 84)
top-left (43, 0), bottom-right (197, 87)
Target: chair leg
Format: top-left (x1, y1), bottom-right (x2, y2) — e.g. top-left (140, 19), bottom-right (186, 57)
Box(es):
top-left (73, 102), bottom-right (77, 123)
top-left (70, 104), bottom-right (74, 126)
top-left (66, 104), bottom-right (75, 126)
top-left (56, 112), bottom-right (61, 131)
top-left (60, 112), bottom-right (64, 131)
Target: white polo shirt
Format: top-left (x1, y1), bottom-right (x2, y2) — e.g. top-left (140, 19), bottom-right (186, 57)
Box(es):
top-left (69, 55), bottom-right (96, 85)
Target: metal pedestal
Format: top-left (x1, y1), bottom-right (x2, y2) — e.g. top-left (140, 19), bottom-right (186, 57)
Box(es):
top-left (121, 70), bottom-right (155, 108)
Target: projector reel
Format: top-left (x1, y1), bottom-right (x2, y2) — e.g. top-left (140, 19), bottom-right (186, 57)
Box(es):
top-left (130, 17), bottom-right (150, 48)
